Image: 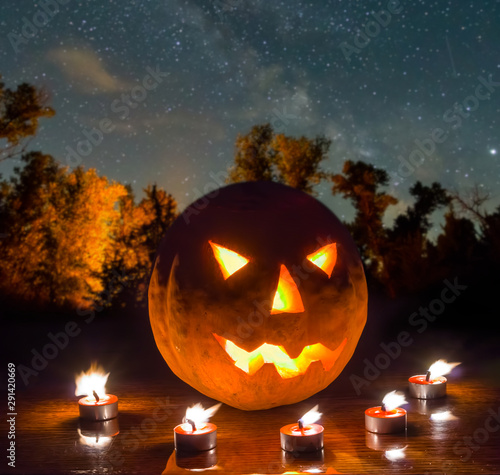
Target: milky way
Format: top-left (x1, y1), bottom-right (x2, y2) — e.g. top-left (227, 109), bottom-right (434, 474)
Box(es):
top-left (1, 0), bottom-right (498, 223)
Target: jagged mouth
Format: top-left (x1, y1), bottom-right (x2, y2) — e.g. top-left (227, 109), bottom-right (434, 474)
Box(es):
top-left (213, 334), bottom-right (347, 379)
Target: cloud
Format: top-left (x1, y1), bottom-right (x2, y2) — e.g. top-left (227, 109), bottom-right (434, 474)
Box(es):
top-left (47, 47), bottom-right (131, 94)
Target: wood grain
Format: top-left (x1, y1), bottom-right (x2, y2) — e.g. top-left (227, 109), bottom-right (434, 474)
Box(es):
top-left (10, 369), bottom-right (500, 474)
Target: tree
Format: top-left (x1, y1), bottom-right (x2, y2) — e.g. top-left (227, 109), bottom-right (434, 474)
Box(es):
top-left (391, 182), bottom-right (450, 237)
top-left (229, 124), bottom-right (274, 183)
top-left (381, 182), bottom-right (451, 292)
top-left (139, 184), bottom-right (178, 263)
top-left (331, 160), bottom-right (397, 287)
top-left (0, 77), bottom-right (55, 162)
top-left (0, 153), bottom-right (127, 309)
top-left (433, 210), bottom-right (479, 273)
top-left (104, 183), bottom-right (178, 305)
top-left (228, 123), bottom-right (331, 194)
top-left (271, 133), bottom-right (331, 193)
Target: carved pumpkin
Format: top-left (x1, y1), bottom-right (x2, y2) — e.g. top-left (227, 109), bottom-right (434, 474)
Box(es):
top-left (149, 181), bottom-right (367, 410)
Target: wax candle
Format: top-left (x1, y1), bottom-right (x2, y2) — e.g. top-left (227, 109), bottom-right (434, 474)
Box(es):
top-left (365, 391), bottom-right (407, 434)
top-left (280, 405), bottom-right (324, 453)
top-left (75, 364), bottom-right (118, 421)
top-left (174, 403), bottom-right (221, 453)
top-left (408, 359), bottom-right (461, 399)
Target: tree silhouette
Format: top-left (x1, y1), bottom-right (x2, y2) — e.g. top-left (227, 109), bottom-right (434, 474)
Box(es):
top-left (0, 77), bottom-right (54, 162)
top-left (391, 182), bottom-right (450, 237)
top-left (139, 184), bottom-right (178, 263)
top-left (384, 182), bottom-right (450, 293)
top-left (331, 160), bottom-right (397, 291)
top-left (228, 123), bottom-right (331, 194)
top-left (450, 186), bottom-right (500, 264)
top-left (433, 210), bottom-right (479, 274)
top-left (229, 124), bottom-right (274, 183)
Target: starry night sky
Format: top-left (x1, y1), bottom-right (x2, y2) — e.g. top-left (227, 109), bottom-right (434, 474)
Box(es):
top-left (1, 0), bottom-right (499, 226)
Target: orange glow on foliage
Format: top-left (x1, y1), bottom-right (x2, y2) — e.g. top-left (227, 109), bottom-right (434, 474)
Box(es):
top-left (209, 241), bottom-right (249, 279)
top-left (271, 265), bottom-right (304, 314)
top-left (213, 334), bottom-right (347, 378)
top-left (307, 242), bottom-right (337, 278)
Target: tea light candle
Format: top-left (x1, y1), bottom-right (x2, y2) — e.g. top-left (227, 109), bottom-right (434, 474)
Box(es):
top-left (280, 405), bottom-right (324, 453)
top-left (365, 391), bottom-right (408, 434)
top-left (78, 392), bottom-right (118, 421)
top-left (174, 421), bottom-right (217, 452)
top-left (174, 403), bottom-right (221, 453)
top-left (408, 360), bottom-right (461, 399)
top-left (75, 364), bottom-right (118, 421)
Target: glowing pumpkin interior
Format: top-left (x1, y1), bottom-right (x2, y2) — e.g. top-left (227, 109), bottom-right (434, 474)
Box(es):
top-left (307, 242), bottom-right (337, 278)
top-left (209, 241), bottom-right (338, 318)
top-left (208, 240), bottom-right (344, 378)
top-left (209, 241), bottom-right (249, 279)
top-left (214, 333), bottom-right (347, 378)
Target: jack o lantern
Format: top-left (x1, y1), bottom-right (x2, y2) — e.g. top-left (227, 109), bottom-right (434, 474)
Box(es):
top-left (149, 181), bottom-right (367, 410)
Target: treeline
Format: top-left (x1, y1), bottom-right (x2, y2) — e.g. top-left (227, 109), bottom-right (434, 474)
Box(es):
top-left (0, 152), bottom-right (176, 310)
top-left (229, 124), bottom-right (500, 297)
top-left (1, 79), bottom-right (499, 313)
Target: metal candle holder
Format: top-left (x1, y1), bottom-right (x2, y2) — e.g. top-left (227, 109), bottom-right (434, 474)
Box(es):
top-left (365, 404), bottom-right (407, 434)
top-left (174, 420), bottom-right (217, 453)
top-left (408, 371), bottom-right (447, 399)
top-left (78, 394), bottom-right (118, 421)
top-left (280, 421), bottom-right (324, 453)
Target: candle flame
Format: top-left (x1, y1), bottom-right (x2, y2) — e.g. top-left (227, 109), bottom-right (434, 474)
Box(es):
top-left (75, 363), bottom-right (109, 399)
top-left (299, 404), bottom-right (322, 426)
top-left (382, 390), bottom-right (407, 412)
top-left (428, 359), bottom-right (461, 379)
top-left (184, 402), bottom-right (222, 427)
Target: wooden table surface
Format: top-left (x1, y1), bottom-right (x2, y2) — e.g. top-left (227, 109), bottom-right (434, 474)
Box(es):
top-left (9, 367), bottom-right (500, 475)
top-left (5, 293), bottom-right (500, 475)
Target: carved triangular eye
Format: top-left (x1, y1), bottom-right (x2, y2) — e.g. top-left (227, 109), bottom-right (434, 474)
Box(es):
top-left (306, 243), bottom-right (337, 278)
top-left (209, 241), bottom-right (249, 280)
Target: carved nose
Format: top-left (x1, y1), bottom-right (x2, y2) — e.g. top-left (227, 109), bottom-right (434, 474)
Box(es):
top-left (271, 265), bottom-right (304, 314)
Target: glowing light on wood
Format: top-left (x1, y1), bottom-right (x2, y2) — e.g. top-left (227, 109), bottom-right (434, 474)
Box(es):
top-left (271, 265), bottom-right (304, 314)
top-left (306, 242), bottom-right (337, 278)
top-left (213, 334), bottom-right (347, 379)
top-left (209, 241), bottom-right (249, 280)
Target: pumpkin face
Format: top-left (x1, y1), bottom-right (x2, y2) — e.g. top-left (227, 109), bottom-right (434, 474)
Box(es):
top-left (149, 181), bottom-right (367, 410)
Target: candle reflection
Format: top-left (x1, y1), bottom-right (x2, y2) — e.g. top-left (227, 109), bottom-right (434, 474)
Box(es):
top-left (365, 431), bottom-right (407, 453)
top-left (162, 449), bottom-right (219, 473)
top-left (78, 429), bottom-right (113, 448)
top-left (430, 411), bottom-right (459, 422)
top-left (77, 418), bottom-right (119, 448)
top-left (385, 446), bottom-right (407, 461)
top-left (413, 397), bottom-right (448, 415)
